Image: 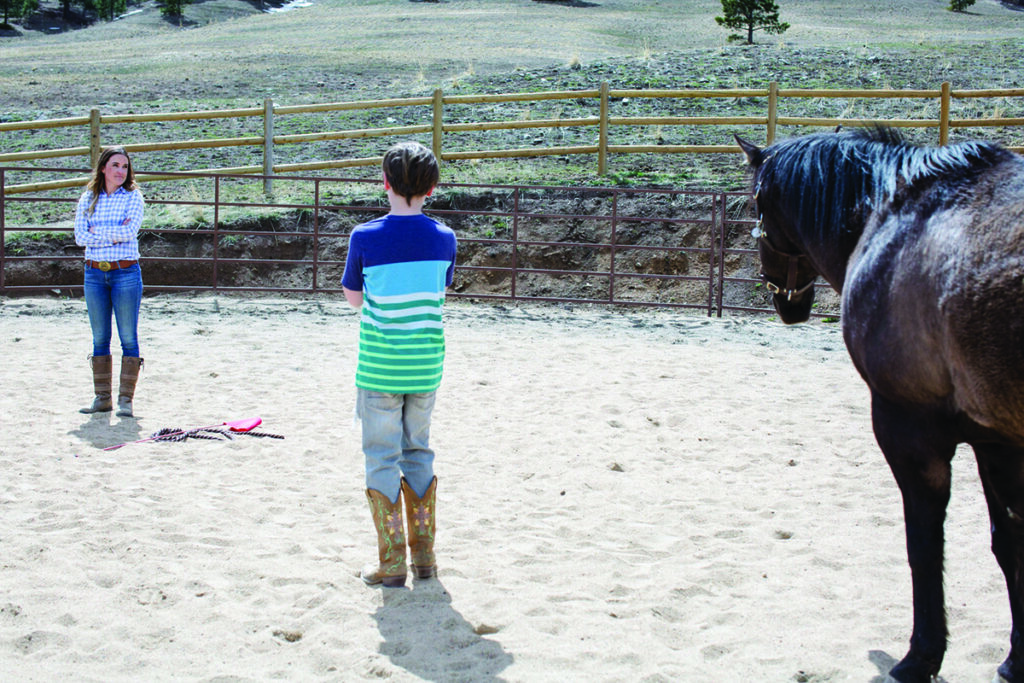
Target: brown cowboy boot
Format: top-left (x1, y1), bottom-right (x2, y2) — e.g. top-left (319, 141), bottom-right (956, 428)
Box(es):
top-left (116, 356), bottom-right (143, 417)
top-left (402, 477), bottom-right (437, 579)
top-left (80, 355), bottom-right (113, 414)
top-left (360, 488), bottom-right (407, 587)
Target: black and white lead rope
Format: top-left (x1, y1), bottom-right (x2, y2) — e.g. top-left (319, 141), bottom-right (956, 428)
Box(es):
top-left (149, 427), bottom-right (285, 443)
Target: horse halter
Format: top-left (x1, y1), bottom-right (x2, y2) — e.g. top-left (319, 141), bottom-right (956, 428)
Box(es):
top-left (754, 218), bottom-right (817, 301)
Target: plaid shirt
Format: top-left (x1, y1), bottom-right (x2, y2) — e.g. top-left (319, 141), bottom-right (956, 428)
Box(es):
top-left (74, 186), bottom-right (145, 262)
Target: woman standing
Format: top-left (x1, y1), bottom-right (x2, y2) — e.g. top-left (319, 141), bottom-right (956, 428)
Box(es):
top-left (74, 146), bottom-right (145, 418)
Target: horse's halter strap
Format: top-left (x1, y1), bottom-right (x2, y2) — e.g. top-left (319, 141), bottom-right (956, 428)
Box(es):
top-left (756, 219), bottom-right (816, 301)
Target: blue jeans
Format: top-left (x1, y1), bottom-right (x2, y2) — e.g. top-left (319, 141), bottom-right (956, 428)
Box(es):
top-left (84, 263), bottom-right (143, 357)
top-left (356, 389), bottom-right (437, 503)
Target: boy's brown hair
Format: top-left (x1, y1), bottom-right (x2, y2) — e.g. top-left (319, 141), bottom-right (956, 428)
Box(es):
top-left (382, 141), bottom-right (439, 205)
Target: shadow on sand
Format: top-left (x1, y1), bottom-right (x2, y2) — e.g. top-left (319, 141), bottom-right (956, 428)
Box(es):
top-left (69, 411), bottom-right (142, 451)
top-left (373, 576), bottom-right (513, 682)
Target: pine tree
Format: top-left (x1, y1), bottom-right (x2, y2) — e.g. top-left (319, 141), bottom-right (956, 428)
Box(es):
top-left (715, 0), bottom-right (790, 45)
top-left (948, 0), bottom-right (975, 11)
top-left (1, 0), bottom-right (35, 27)
top-left (160, 0), bottom-right (192, 20)
top-left (95, 0), bottom-right (125, 21)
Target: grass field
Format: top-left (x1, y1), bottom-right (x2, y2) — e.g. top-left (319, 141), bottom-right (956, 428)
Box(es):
top-left (2, 0), bottom-right (1024, 191)
top-left (3, 0), bottom-right (1023, 113)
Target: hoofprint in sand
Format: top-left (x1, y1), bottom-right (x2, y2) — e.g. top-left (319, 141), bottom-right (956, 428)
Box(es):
top-left (0, 296), bottom-right (1007, 681)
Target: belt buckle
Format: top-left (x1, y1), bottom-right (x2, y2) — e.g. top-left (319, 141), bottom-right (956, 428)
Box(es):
top-left (98, 261), bottom-right (112, 272)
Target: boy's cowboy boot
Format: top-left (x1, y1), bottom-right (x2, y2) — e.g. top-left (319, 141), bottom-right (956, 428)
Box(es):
top-left (402, 477), bottom-right (437, 579)
top-left (116, 356), bottom-right (143, 417)
top-left (360, 488), bottom-right (407, 588)
top-left (80, 355), bottom-right (113, 414)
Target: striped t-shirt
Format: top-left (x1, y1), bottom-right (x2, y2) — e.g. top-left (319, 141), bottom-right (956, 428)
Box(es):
top-left (341, 213), bottom-right (457, 394)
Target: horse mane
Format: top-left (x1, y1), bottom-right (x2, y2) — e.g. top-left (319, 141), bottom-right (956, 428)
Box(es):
top-left (758, 127), bottom-right (1011, 244)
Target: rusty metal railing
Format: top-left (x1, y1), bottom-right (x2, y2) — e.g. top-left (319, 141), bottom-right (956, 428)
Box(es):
top-left (0, 167), bottom-right (838, 317)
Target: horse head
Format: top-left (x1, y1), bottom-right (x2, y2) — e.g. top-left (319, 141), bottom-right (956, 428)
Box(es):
top-left (736, 135), bottom-right (819, 324)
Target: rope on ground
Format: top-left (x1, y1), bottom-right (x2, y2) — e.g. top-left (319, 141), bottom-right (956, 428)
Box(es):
top-left (149, 427), bottom-right (285, 443)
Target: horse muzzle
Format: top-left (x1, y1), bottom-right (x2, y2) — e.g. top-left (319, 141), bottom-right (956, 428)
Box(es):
top-left (770, 284), bottom-right (816, 324)
top-left (763, 275), bottom-right (815, 302)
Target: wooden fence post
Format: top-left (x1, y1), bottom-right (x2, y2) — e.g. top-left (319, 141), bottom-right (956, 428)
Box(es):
top-left (767, 81), bottom-right (778, 145)
top-left (432, 88), bottom-right (444, 165)
top-left (89, 108), bottom-right (101, 168)
top-left (939, 82), bottom-right (951, 146)
top-left (598, 82), bottom-right (609, 175)
top-left (263, 98), bottom-right (274, 195)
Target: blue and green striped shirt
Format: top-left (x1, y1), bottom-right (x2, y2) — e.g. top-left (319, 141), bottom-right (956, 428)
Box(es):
top-left (341, 214), bottom-right (457, 393)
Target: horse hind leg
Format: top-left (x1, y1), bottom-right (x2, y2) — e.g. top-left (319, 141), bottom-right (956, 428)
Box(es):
top-left (871, 393), bottom-right (957, 682)
top-left (974, 442), bottom-right (1024, 683)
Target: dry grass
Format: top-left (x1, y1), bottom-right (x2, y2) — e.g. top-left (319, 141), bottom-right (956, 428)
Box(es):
top-left (1, 0), bottom-right (1023, 195)
top-left (1, 0), bottom-right (1023, 115)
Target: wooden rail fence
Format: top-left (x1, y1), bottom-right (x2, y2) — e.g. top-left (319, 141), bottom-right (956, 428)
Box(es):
top-left (2, 81), bottom-right (1023, 195)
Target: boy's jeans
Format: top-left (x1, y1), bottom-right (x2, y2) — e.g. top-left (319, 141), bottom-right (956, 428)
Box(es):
top-left (357, 389), bottom-right (436, 504)
top-left (84, 263), bottom-right (143, 357)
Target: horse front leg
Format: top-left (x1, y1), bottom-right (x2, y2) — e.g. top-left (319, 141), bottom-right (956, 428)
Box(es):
top-left (871, 392), bottom-right (956, 683)
top-left (974, 442), bottom-right (1024, 683)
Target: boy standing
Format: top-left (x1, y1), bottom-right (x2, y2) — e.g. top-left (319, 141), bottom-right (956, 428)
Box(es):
top-left (341, 141), bottom-right (458, 588)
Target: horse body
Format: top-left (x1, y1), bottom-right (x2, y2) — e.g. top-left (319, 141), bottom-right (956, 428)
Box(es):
top-left (843, 159), bottom-right (1024, 441)
top-left (739, 128), bottom-right (1024, 682)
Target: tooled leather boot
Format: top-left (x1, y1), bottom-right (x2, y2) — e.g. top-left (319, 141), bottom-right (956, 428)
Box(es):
top-left (360, 488), bottom-right (407, 588)
top-left (402, 477), bottom-right (437, 579)
top-left (116, 356), bottom-right (143, 417)
top-left (80, 355), bottom-right (113, 414)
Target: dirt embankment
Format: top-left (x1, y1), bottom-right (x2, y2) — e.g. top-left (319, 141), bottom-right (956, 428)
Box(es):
top-left (3, 187), bottom-right (791, 312)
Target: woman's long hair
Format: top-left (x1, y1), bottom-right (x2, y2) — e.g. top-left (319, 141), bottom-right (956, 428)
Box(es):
top-left (86, 146), bottom-right (137, 216)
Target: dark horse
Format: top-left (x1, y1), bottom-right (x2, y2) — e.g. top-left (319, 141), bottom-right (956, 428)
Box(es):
top-left (737, 127), bottom-right (1024, 683)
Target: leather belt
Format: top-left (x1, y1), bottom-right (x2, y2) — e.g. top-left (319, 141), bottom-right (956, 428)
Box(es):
top-left (85, 259), bottom-right (137, 272)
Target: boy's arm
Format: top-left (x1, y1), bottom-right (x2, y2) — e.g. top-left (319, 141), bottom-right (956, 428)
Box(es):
top-left (340, 230), bottom-right (363, 308)
top-left (342, 286), bottom-right (363, 309)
